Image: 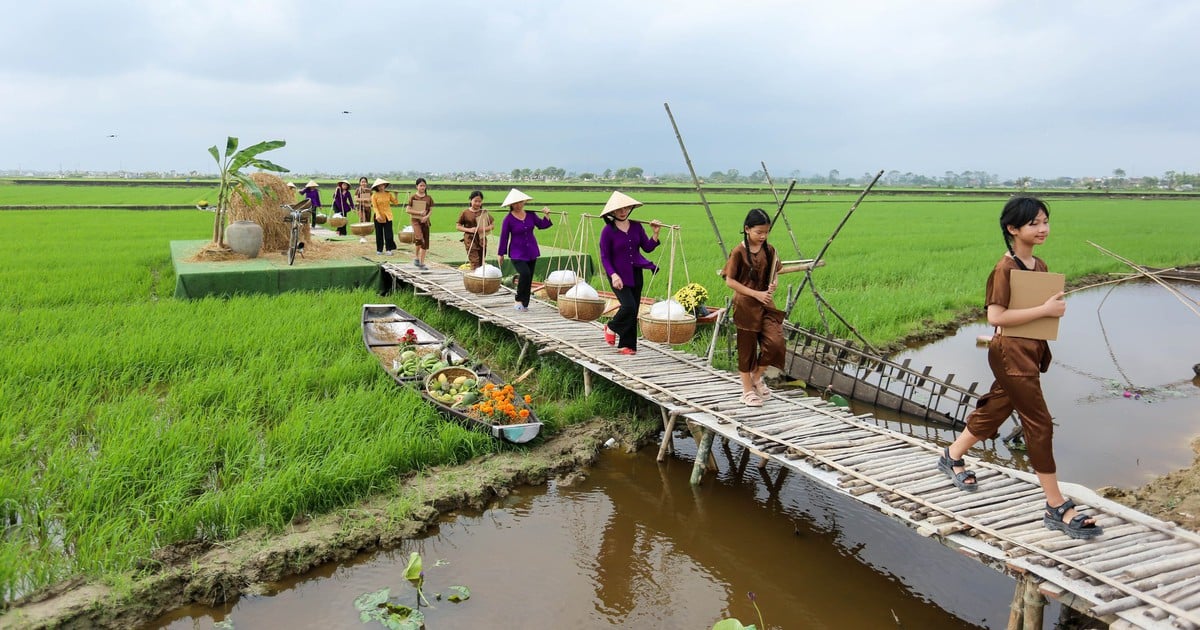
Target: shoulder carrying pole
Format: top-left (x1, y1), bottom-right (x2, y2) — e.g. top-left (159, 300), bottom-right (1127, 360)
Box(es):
top-left (762, 161), bottom-right (803, 259)
top-left (664, 102), bottom-right (726, 260)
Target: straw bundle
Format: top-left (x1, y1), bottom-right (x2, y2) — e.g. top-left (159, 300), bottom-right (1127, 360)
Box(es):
top-left (227, 172), bottom-right (303, 253)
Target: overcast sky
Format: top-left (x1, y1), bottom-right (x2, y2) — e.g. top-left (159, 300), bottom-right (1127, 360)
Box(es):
top-left (2, 1), bottom-right (1197, 179)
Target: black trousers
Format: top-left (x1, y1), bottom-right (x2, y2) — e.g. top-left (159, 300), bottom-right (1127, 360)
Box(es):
top-left (374, 220), bottom-right (396, 252)
top-left (512, 258), bottom-right (536, 306)
top-left (608, 270), bottom-right (643, 350)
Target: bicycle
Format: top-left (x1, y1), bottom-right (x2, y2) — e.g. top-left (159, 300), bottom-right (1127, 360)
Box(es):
top-left (282, 200), bottom-right (314, 265)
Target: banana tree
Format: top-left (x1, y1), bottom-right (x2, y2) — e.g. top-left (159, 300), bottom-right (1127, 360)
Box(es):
top-left (208, 136), bottom-right (288, 245)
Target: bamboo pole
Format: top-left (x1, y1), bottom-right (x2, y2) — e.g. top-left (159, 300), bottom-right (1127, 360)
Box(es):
top-left (1022, 576), bottom-right (1045, 630)
top-left (579, 212), bottom-right (680, 230)
top-left (794, 170), bottom-right (883, 297)
top-left (1086, 240), bottom-right (1200, 318)
top-left (691, 428), bottom-right (716, 485)
top-left (1006, 576), bottom-right (1025, 630)
top-left (664, 102), bottom-right (726, 259)
top-left (657, 407), bottom-right (677, 462)
top-left (706, 297), bottom-right (730, 367)
top-left (1062, 266), bottom-right (1179, 296)
top-left (761, 161), bottom-right (804, 259)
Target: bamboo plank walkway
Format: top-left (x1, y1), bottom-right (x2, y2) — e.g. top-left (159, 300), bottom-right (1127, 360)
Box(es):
top-left (384, 263), bottom-right (1200, 629)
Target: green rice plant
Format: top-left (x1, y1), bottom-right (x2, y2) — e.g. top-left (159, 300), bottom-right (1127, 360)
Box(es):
top-left (0, 183), bottom-right (212, 206)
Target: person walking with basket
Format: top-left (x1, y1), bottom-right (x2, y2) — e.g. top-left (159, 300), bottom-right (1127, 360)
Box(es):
top-left (497, 188), bottom-right (553, 311)
top-left (331, 180), bottom-right (354, 236)
top-left (456, 190), bottom-right (492, 271)
top-left (598, 191), bottom-right (662, 356)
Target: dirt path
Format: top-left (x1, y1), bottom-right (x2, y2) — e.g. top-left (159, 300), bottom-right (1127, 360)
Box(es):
top-left (1100, 436), bottom-right (1200, 533)
top-left (1, 419), bottom-right (633, 630)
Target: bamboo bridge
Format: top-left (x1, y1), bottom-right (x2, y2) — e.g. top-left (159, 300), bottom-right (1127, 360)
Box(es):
top-left (383, 262), bottom-right (1200, 630)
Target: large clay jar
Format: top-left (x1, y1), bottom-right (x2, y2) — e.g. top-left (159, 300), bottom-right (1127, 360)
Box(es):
top-left (226, 220), bottom-right (264, 258)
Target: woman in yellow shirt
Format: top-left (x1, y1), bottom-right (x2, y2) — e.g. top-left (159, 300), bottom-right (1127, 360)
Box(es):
top-left (370, 178), bottom-right (398, 255)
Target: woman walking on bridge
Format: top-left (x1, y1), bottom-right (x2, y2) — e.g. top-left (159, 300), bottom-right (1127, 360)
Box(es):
top-left (938, 195), bottom-right (1101, 540)
top-left (599, 191), bottom-right (662, 355)
top-left (497, 188), bottom-right (553, 311)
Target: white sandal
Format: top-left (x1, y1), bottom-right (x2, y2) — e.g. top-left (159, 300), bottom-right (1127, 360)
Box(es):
top-left (739, 391), bottom-right (764, 407)
top-left (753, 380), bottom-right (771, 399)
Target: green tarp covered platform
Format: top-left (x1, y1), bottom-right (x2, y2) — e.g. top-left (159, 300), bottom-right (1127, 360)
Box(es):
top-left (171, 240), bottom-right (382, 298)
top-left (171, 232), bottom-right (594, 299)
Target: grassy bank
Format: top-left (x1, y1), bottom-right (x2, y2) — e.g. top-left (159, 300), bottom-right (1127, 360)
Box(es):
top-left (0, 209), bottom-right (648, 605)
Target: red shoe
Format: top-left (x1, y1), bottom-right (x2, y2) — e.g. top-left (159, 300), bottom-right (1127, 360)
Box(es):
top-left (619, 348), bottom-right (636, 356)
top-left (603, 326), bottom-right (616, 346)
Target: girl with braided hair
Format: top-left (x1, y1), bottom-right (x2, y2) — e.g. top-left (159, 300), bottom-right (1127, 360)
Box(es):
top-left (722, 208), bottom-right (785, 407)
top-left (938, 195), bottom-right (1101, 539)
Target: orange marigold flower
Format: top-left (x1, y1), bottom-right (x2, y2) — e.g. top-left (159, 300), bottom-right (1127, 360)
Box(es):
top-left (523, 394), bottom-right (532, 404)
top-left (518, 409), bottom-right (529, 418)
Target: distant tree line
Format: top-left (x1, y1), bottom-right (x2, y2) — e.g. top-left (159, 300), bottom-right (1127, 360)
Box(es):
top-left (11, 166), bottom-right (1198, 192)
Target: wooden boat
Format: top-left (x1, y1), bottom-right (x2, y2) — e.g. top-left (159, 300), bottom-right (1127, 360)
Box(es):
top-left (361, 303), bottom-right (542, 444)
top-left (531, 282), bottom-right (725, 324)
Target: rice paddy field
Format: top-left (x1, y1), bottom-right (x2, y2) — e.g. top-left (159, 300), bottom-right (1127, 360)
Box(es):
top-left (1, 181), bottom-right (1198, 607)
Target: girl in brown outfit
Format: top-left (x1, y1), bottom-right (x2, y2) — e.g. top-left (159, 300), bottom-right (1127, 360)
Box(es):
top-left (407, 177), bottom-right (434, 269)
top-left (939, 195), bottom-right (1101, 539)
top-left (723, 208), bottom-right (786, 407)
top-left (455, 190), bottom-right (492, 270)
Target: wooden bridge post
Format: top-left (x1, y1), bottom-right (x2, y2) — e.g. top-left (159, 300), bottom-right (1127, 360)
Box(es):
top-left (582, 368), bottom-right (592, 397)
top-left (1022, 576), bottom-right (1046, 630)
top-left (690, 428), bottom-right (715, 485)
top-left (1006, 576), bottom-right (1025, 630)
top-left (657, 408), bottom-right (677, 462)
top-left (1006, 575), bottom-right (1046, 630)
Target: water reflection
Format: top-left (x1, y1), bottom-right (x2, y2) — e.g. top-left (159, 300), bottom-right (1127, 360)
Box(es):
top-left (151, 439), bottom-right (1007, 629)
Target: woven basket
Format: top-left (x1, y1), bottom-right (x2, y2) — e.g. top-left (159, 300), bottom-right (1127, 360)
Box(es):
top-left (542, 280), bottom-right (578, 300)
top-left (398, 230), bottom-right (415, 244)
top-left (349, 222), bottom-right (374, 236)
top-left (639, 314), bottom-right (697, 344)
top-left (424, 366), bottom-right (479, 395)
top-left (463, 273), bottom-right (501, 295)
top-left (328, 215), bottom-right (347, 229)
top-left (558, 295), bottom-right (606, 321)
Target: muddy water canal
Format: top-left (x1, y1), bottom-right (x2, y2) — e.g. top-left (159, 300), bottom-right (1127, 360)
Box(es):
top-left (151, 281), bottom-right (1198, 629)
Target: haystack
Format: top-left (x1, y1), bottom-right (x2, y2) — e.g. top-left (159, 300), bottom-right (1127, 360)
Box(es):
top-left (228, 172), bottom-right (306, 253)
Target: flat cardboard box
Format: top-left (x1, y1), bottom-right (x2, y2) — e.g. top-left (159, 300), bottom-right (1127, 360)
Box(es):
top-left (406, 198), bottom-right (428, 217)
top-left (1004, 270), bottom-right (1065, 340)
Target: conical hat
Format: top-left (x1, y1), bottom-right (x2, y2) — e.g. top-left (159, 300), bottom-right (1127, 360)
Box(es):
top-left (600, 191), bottom-right (642, 217)
top-left (500, 188), bottom-right (533, 208)
top-left (371, 178), bottom-right (389, 190)
top-left (286, 182), bottom-right (297, 188)
top-left (336, 179), bottom-right (350, 186)
top-left (304, 180), bottom-right (319, 188)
